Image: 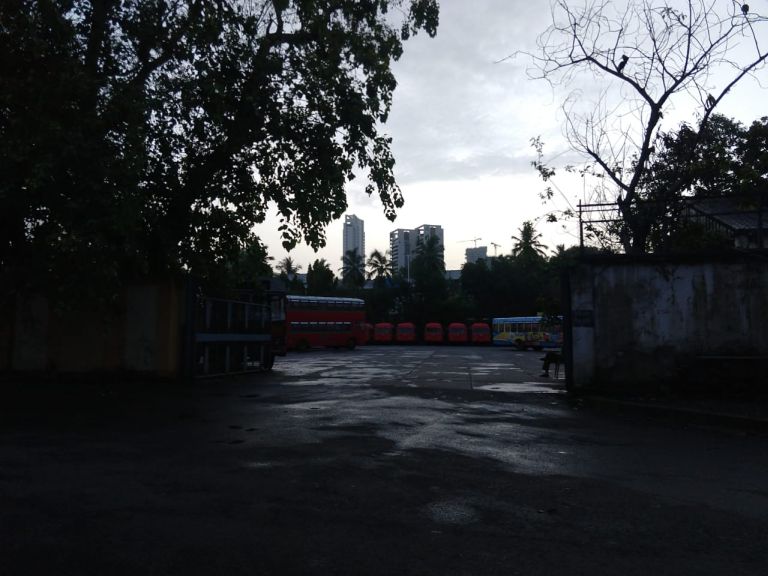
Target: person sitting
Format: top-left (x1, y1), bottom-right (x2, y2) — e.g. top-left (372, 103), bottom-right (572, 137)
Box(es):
top-left (540, 351), bottom-right (561, 378)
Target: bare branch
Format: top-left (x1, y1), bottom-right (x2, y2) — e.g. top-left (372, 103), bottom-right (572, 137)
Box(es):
top-left (522, 0), bottom-right (768, 252)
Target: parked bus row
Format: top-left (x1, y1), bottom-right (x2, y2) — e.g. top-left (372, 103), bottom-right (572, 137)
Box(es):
top-left (371, 321), bottom-right (491, 345)
top-left (283, 295), bottom-right (562, 352)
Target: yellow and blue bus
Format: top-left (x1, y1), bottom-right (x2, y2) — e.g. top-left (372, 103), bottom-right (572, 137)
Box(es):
top-left (491, 316), bottom-right (563, 350)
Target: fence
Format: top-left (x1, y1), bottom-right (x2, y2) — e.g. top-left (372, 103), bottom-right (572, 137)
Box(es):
top-left (193, 297), bottom-right (274, 377)
top-left (577, 193), bottom-right (767, 251)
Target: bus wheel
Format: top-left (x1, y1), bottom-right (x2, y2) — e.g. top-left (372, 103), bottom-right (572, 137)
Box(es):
top-left (298, 339), bottom-right (310, 351)
top-left (263, 353), bottom-right (275, 371)
top-left (347, 338), bottom-right (356, 350)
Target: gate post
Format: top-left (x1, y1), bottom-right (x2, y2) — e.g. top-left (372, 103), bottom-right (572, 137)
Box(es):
top-left (179, 277), bottom-right (199, 385)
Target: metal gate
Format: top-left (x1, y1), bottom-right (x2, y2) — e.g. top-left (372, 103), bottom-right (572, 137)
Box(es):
top-left (193, 296), bottom-right (274, 378)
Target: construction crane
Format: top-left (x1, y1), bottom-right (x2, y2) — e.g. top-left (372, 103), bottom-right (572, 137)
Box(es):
top-left (459, 237), bottom-right (482, 248)
top-left (490, 242), bottom-right (501, 256)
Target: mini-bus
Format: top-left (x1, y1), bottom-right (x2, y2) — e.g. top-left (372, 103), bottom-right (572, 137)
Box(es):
top-left (447, 322), bottom-right (468, 344)
top-left (470, 322), bottom-right (491, 345)
top-left (373, 322), bottom-right (394, 343)
top-left (424, 322), bottom-right (444, 344)
top-left (396, 322), bottom-right (416, 343)
top-left (491, 316), bottom-right (563, 350)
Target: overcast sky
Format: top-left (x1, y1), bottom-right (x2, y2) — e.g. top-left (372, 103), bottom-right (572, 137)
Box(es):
top-left (255, 0), bottom-right (767, 272)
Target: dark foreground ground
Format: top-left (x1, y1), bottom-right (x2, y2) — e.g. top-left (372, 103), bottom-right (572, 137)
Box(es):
top-left (2, 346), bottom-right (767, 575)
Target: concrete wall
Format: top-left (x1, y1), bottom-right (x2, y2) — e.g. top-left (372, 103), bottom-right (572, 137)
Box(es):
top-left (567, 255), bottom-right (768, 393)
top-left (3, 282), bottom-right (185, 379)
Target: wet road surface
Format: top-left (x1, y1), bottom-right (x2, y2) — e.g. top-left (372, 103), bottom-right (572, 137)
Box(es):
top-left (2, 346), bottom-right (767, 575)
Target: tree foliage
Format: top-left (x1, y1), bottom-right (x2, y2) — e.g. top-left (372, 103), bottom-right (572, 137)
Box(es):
top-left (306, 258), bottom-right (337, 295)
top-left (225, 237), bottom-right (273, 287)
top-left (0, 0), bottom-right (439, 298)
top-left (366, 249), bottom-right (392, 286)
top-left (409, 234), bottom-right (446, 321)
top-left (511, 221), bottom-right (547, 261)
top-left (642, 114), bottom-right (768, 251)
top-left (524, 0), bottom-right (768, 253)
top-left (340, 247), bottom-right (365, 288)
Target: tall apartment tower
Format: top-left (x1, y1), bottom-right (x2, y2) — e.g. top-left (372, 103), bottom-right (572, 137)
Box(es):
top-left (415, 224), bottom-right (445, 262)
top-left (343, 214), bottom-right (365, 259)
top-left (389, 228), bottom-right (414, 274)
top-left (390, 224), bottom-right (445, 276)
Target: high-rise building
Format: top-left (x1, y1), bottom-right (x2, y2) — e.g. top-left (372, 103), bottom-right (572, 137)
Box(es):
top-left (390, 224), bottom-right (445, 277)
top-left (465, 246), bottom-right (488, 264)
top-left (389, 228), bottom-right (413, 275)
top-left (415, 224), bottom-right (444, 262)
top-left (342, 214), bottom-right (365, 260)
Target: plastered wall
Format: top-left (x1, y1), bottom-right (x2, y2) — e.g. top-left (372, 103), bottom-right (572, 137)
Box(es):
top-left (567, 256), bottom-right (768, 392)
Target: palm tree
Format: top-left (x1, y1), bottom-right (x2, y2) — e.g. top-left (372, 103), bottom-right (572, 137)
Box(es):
top-left (275, 256), bottom-right (302, 278)
top-left (275, 256), bottom-right (304, 293)
top-left (366, 249), bottom-right (392, 283)
top-left (340, 248), bottom-right (365, 288)
top-left (413, 234), bottom-right (445, 272)
top-left (410, 234), bottom-right (446, 301)
top-left (511, 221), bottom-right (547, 259)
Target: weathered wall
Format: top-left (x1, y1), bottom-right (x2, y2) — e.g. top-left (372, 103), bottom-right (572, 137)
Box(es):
top-left (3, 282), bottom-right (185, 379)
top-left (567, 255), bottom-right (768, 393)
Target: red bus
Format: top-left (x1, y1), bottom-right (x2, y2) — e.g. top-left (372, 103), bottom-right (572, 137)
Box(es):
top-left (362, 323), bottom-right (373, 344)
top-left (286, 295), bottom-right (367, 350)
top-left (470, 322), bottom-right (491, 345)
top-left (447, 322), bottom-right (468, 344)
top-left (396, 322), bottom-right (416, 343)
top-left (374, 322), bottom-right (394, 343)
top-left (424, 322), bottom-right (444, 344)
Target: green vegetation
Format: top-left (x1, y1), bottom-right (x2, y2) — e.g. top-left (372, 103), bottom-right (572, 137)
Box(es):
top-left (526, 1), bottom-right (767, 253)
top-left (270, 222), bottom-right (596, 325)
top-left (0, 0), bottom-right (439, 300)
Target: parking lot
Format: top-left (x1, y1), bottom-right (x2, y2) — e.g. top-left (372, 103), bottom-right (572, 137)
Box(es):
top-left (2, 345), bottom-right (768, 575)
top-left (271, 344), bottom-right (565, 393)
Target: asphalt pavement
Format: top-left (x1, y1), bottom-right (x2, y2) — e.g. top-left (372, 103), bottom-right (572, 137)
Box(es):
top-left (2, 346), bottom-right (767, 575)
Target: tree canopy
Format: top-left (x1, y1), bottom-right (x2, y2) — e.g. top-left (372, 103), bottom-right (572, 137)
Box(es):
top-left (0, 0), bottom-right (439, 298)
top-left (525, 0), bottom-right (767, 253)
top-left (306, 258), bottom-right (336, 295)
top-left (642, 114), bottom-right (768, 251)
top-left (340, 247), bottom-right (365, 289)
top-left (511, 221), bottom-right (547, 261)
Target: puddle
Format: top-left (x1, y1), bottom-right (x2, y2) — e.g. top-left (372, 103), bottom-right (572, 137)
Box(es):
top-left (427, 500), bottom-right (479, 525)
top-left (474, 382), bottom-right (565, 394)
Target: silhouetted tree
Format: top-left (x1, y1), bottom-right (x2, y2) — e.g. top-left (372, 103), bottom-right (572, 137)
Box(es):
top-left (511, 221), bottom-right (547, 260)
top-left (409, 235), bottom-right (446, 322)
top-left (0, 0), bottom-right (439, 299)
top-left (366, 249), bottom-right (393, 287)
top-left (524, 1), bottom-right (768, 252)
top-left (306, 259), bottom-right (337, 295)
top-left (340, 248), bottom-right (365, 289)
top-left (276, 256), bottom-right (304, 293)
top-left (227, 238), bottom-right (273, 286)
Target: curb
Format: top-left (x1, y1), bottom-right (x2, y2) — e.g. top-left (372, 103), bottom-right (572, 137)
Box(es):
top-left (584, 396), bottom-right (768, 433)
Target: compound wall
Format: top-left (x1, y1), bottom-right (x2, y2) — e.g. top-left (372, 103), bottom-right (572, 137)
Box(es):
top-left (2, 282), bottom-right (185, 379)
top-left (566, 255), bottom-right (768, 393)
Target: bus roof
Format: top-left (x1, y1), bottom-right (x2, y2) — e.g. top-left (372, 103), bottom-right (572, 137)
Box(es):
top-left (491, 316), bottom-right (562, 323)
top-left (287, 295), bottom-right (364, 305)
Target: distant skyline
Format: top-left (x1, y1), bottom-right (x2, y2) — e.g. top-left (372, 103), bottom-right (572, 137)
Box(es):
top-left (255, 0), bottom-right (768, 271)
